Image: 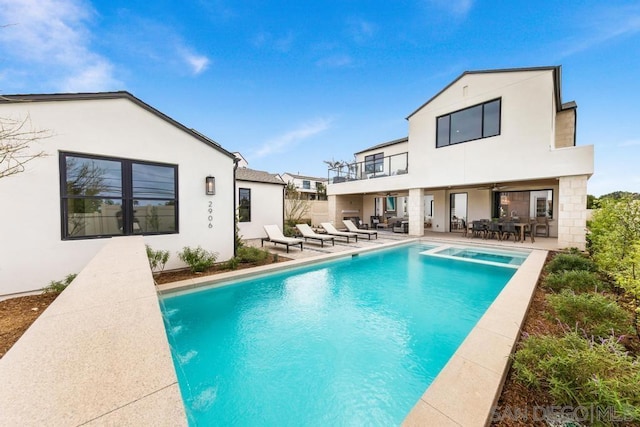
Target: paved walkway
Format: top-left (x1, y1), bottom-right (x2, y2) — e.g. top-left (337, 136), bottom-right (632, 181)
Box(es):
top-left (245, 229), bottom-right (417, 260)
top-left (248, 229), bottom-right (560, 260)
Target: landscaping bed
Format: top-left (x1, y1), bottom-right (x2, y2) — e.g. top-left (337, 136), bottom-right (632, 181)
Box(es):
top-left (493, 251), bottom-right (640, 426)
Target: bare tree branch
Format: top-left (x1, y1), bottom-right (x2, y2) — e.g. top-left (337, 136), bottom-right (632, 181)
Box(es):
top-left (0, 114), bottom-right (50, 178)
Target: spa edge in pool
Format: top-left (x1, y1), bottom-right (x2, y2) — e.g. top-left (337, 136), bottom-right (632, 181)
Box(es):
top-left (161, 242), bottom-right (529, 425)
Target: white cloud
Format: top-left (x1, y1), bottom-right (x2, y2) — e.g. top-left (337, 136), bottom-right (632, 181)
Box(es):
top-left (348, 19), bottom-right (376, 43)
top-left (559, 5), bottom-right (640, 57)
top-left (254, 118), bottom-right (333, 158)
top-left (427, 0), bottom-right (474, 16)
top-left (182, 51), bottom-right (211, 75)
top-left (61, 61), bottom-right (117, 92)
top-left (0, 0), bottom-right (121, 91)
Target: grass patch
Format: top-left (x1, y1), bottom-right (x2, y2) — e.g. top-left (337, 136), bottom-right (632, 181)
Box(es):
top-left (513, 332), bottom-right (640, 423)
top-left (546, 290), bottom-right (633, 338)
top-left (545, 253), bottom-right (597, 274)
top-left (543, 270), bottom-right (607, 293)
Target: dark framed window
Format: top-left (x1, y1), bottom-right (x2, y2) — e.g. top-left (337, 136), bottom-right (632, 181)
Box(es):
top-left (365, 152), bottom-right (384, 173)
top-left (60, 152), bottom-right (178, 239)
top-left (436, 98), bottom-right (501, 147)
top-left (302, 180), bottom-right (310, 189)
top-left (239, 188), bottom-right (251, 222)
top-left (492, 189), bottom-right (554, 220)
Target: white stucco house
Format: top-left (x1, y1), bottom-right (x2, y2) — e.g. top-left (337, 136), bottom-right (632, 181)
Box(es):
top-left (281, 172), bottom-right (328, 200)
top-left (235, 161), bottom-right (286, 240)
top-left (327, 66), bottom-right (594, 250)
top-left (0, 92), bottom-right (237, 296)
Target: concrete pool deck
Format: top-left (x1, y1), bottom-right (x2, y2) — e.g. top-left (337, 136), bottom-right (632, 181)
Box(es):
top-left (0, 236), bottom-right (186, 426)
top-left (1, 233), bottom-right (547, 426)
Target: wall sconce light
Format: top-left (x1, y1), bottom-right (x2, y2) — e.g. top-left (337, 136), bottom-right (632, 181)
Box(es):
top-left (205, 176), bottom-right (215, 195)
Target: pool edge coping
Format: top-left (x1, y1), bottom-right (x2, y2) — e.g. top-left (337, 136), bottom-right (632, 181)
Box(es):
top-left (156, 238), bottom-right (420, 296)
top-left (402, 247), bottom-right (547, 426)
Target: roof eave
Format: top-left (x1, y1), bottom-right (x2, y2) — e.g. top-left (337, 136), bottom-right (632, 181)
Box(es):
top-left (0, 91), bottom-right (238, 160)
top-left (405, 65), bottom-right (562, 119)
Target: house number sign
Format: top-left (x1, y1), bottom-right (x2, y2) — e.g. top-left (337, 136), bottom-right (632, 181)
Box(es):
top-left (208, 201), bottom-right (213, 228)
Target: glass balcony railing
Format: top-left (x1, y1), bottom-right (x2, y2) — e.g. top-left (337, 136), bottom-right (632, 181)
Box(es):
top-left (328, 152), bottom-right (408, 184)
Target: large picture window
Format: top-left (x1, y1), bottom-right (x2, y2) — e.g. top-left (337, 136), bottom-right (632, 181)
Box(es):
top-left (60, 152), bottom-right (178, 239)
top-left (492, 189), bottom-right (554, 220)
top-left (436, 98), bottom-right (501, 147)
top-left (238, 188), bottom-right (251, 222)
top-left (364, 152), bottom-right (384, 173)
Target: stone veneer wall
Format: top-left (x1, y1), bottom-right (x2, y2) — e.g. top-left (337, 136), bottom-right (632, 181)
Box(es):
top-left (555, 109), bottom-right (576, 149)
top-left (408, 188), bottom-right (425, 236)
top-left (327, 194), bottom-right (364, 226)
top-left (557, 175), bottom-right (589, 250)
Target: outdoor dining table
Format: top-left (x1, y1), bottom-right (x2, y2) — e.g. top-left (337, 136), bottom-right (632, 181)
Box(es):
top-left (514, 222), bottom-right (535, 243)
top-left (466, 221), bottom-right (535, 243)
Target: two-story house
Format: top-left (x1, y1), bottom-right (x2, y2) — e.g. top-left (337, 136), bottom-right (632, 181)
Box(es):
top-left (327, 66), bottom-right (594, 250)
top-left (281, 172), bottom-right (328, 200)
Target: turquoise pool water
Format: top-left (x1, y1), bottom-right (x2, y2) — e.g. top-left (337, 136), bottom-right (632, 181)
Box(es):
top-left (161, 243), bottom-right (519, 426)
top-left (421, 246), bottom-right (529, 268)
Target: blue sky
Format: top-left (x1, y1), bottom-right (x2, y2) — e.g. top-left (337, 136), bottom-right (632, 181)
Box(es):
top-left (1, 0), bottom-right (639, 196)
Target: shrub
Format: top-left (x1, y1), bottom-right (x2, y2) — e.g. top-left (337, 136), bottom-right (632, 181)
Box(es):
top-left (146, 245), bottom-right (170, 273)
top-left (225, 257), bottom-right (239, 270)
top-left (236, 246), bottom-right (269, 263)
top-left (546, 290), bottom-right (633, 337)
top-left (543, 270), bottom-right (605, 293)
top-left (178, 246), bottom-right (217, 273)
top-left (545, 253), bottom-right (597, 274)
top-left (42, 273), bottom-right (77, 294)
top-left (513, 333), bottom-right (640, 422)
top-left (283, 224), bottom-right (297, 237)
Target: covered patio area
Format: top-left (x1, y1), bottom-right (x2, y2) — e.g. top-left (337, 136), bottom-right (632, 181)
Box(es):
top-left (328, 175), bottom-right (587, 251)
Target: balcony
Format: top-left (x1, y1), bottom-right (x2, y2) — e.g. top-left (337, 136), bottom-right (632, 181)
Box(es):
top-left (328, 152), bottom-right (408, 184)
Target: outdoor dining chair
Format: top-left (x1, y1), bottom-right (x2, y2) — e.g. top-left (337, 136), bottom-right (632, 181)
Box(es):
top-left (500, 221), bottom-right (517, 241)
top-left (486, 221), bottom-right (502, 240)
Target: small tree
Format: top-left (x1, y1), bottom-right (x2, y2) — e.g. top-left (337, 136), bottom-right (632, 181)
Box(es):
top-left (0, 115), bottom-right (49, 179)
top-left (146, 245), bottom-right (170, 274)
top-left (284, 184), bottom-right (310, 236)
top-left (316, 182), bottom-right (327, 201)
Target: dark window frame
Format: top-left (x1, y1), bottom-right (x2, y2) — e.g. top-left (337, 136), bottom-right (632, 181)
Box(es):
top-left (238, 188), bottom-right (251, 222)
top-left (492, 189), bottom-right (554, 220)
top-left (60, 152), bottom-right (179, 240)
top-left (364, 152), bottom-right (384, 173)
top-left (436, 98), bottom-right (502, 148)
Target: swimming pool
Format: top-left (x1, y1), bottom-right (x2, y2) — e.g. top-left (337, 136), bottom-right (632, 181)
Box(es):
top-left (161, 243), bottom-right (522, 425)
top-left (420, 245), bottom-right (529, 268)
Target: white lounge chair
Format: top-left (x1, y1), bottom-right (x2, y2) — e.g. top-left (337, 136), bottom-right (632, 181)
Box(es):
top-left (320, 222), bottom-right (358, 243)
top-left (343, 220), bottom-right (378, 240)
top-left (295, 224), bottom-right (335, 247)
top-left (262, 225), bottom-right (303, 253)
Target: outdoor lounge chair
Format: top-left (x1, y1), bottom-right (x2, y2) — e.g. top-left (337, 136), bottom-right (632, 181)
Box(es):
top-left (295, 224), bottom-right (335, 247)
top-left (320, 222), bottom-right (358, 243)
top-left (343, 220), bottom-right (378, 240)
top-left (261, 225), bottom-right (303, 253)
